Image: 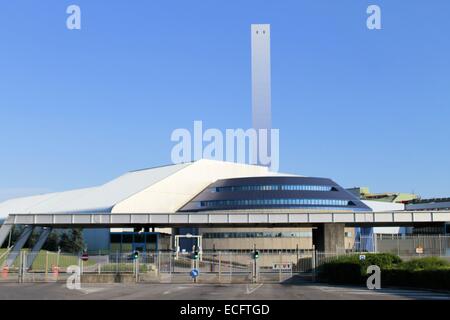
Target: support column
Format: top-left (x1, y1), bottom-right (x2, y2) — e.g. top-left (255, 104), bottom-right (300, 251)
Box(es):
top-left (4, 226), bottom-right (34, 267)
top-left (26, 227), bottom-right (52, 269)
top-left (0, 224), bottom-right (13, 248)
top-left (312, 223), bottom-right (345, 253)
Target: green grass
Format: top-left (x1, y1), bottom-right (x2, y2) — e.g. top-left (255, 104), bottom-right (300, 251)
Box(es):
top-left (99, 263), bottom-right (151, 273)
top-left (29, 251), bottom-right (96, 271)
top-left (0, 249), bottom-right (95, 270)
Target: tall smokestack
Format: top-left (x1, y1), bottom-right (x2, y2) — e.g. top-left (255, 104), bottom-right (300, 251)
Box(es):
top-left (251, 24), bottom-right (272, 165)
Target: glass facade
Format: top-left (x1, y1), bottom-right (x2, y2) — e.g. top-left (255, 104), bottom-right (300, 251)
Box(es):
top-left (110, 232), bottom-right (159, 252)
top-left (200, 198), bottom-right (350, 207)
top-left (215, 184), bottom-right (334, 192)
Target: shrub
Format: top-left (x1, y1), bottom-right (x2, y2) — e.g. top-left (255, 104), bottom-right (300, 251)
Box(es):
top-left (318, 261), bottom-right (363, 284)
top-left (362, 253), bottom-right (402, 269)
top-left (383, 268), bottom-right (450, 290)
top-left (317, 253), bottom-right (402, 283)
top-left (398, 257), bottom-right (450, 271)
top-left (317, 253), bottom-right (450, 290)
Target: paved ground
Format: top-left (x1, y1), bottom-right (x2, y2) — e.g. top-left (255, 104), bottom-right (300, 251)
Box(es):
top-left (0, 281), bottom-right (449, 300)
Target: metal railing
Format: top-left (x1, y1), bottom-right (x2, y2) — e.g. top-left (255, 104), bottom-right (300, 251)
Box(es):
top-left (354, 234), bottom-right (450, 256)
top-left (1, 235), bottom-right (449, 284)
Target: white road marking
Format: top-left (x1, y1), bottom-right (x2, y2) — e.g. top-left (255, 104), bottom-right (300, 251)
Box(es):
top-left (316, 286), bottom-right (450, 299)
top-left (163, 286), bottom-right (190, 295)
top-left (79, 287), bottom-right (107, 294)
top-left (61, 284), bottom-right (107, 295)
top-left (246, 283), bottom-right (263, 294)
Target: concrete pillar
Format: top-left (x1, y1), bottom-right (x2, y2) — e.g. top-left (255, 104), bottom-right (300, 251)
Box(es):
top-left (312, 223), bottom-right (345, 253)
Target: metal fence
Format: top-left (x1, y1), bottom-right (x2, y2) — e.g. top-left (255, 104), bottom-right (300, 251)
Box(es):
top-left (354, 235), bottom-right (450, 256)
top-left (1, 235), bottom-right (449, 284)
top-left (0, 250), bottom-right (318, 284)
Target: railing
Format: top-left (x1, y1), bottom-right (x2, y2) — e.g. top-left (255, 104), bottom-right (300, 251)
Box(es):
top-left (1, 237), bottom-right (449, 284)
top-left (354, 235), bottom-right (450, 256)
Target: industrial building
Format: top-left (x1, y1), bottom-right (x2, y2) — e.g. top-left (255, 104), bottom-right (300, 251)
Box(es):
top-left (0, 159), bottom-right (384, 254)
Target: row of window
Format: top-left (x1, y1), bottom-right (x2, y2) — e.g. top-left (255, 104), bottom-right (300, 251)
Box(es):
top-left (110, 232), bottom-right (158, 244)
top-left (215, 185), bottom-right (334, 192)
top-left (203, 232), bottom-right (313, 239)
top-left (203, 232), bottom-right (355, 239)
top-left (200, 198), bottom-right (350, 207)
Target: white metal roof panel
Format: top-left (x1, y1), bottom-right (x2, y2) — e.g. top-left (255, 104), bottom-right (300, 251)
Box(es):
top-left (0, 162), bottom-right (191, 216)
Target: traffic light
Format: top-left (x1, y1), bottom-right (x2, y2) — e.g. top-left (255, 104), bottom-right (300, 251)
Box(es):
top-left (133, 250), bottom-right (139, 260)
top-left (252, 250), bottom-right (260, 260)
top-left (193, 250), bottom-right (199, 260)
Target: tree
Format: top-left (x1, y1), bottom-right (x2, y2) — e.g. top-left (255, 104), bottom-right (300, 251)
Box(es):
top-left (70, 229), bottom-right (85, 253)
top-left (42, 231), bottom-right (59, 252)
top-left (59, 232), bottom-right (72, 253)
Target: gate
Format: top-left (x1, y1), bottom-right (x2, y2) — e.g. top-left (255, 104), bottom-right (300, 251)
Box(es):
top-left (138, 251), bottom-right (314, 283)
top-left (138, 252), bottom-right (255, 283)
top-left (0, 250), bottom-right (325, 284)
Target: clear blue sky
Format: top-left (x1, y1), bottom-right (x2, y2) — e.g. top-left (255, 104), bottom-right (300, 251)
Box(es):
top-left (0, 0), bottom-right (449, 201)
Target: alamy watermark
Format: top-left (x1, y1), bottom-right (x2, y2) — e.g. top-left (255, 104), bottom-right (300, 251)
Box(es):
top-left (170, 121), bottom-right (280, 172)
top-left (66, 265), bottom-right (81, 290)
top-left (366, 265), bottom-right (381, 290)
top-left (66, 4), bottom-right (81, 30)
top-left (367, 5), bottom-right (382, 30)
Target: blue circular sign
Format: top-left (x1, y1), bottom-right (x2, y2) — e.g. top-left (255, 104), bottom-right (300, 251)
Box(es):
top-left (190, 269), bottom-right (199, 278)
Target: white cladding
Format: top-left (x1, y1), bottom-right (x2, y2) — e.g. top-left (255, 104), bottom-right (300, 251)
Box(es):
top-left (111, 160), bottom-right (274, 213)
top-left (362, 200), bottom-right (405, 212)
top-left (0, 160), bottom-right (275, 217)
top-left (362, 200), bottom-right (406, 234)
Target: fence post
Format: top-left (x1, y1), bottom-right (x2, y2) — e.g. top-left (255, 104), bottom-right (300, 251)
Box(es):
top-left (311, 245), bottom-right (316, 282)
top-left (218, 251), bottom-right (221, 283)
top-left (135, 257), bottom-right (139, 283)
top-left (45, 251), bottom-right (49, 280)
top-left (157, 252), bottom-right (161, 277)
top-left (18, 251), bottom-right (23, 284)
top-left (230, 253), bottom-right (233, 282)
top-left (116, 251), bottom-right (119, 274)
top-left (169, 252), bottom-right (172, 278)
top-left (56, 249), bottom-right (60, 272)
top-left (22, 251), bottom-right (26, 283)
top-left (373, 233), bottom-right (377, 253)
top-left (279, 251), bottom-right (282, 283)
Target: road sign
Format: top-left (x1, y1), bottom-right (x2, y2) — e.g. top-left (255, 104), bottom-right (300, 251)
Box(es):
top-left (81, 253), bottom-right (89, 262)
top-left (359, 254), bottom-right (366, 261)
top-left (190, 269), bottom-right (199, 278)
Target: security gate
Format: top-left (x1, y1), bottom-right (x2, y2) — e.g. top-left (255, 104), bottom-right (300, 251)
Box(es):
top-left (1, 250), bottom-right (319, 284)
top-left (139, 252), bottom-right (255, 283)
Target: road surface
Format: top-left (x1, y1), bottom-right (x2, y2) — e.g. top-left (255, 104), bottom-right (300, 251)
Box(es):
top-left (0, 282), bottom-right (448, 300)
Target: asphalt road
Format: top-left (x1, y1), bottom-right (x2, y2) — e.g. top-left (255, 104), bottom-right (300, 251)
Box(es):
top-left (0, 282), bottom-right (449, 300)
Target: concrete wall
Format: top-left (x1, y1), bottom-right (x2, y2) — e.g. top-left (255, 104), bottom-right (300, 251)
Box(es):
top-left (198, 227), bottom-right (355, 251)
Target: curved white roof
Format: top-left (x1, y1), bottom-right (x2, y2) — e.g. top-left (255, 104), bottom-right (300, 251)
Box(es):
top-left (0, 162), bottom-right (190, 217)
top-left (0, 160), bottom-right (278, 218)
